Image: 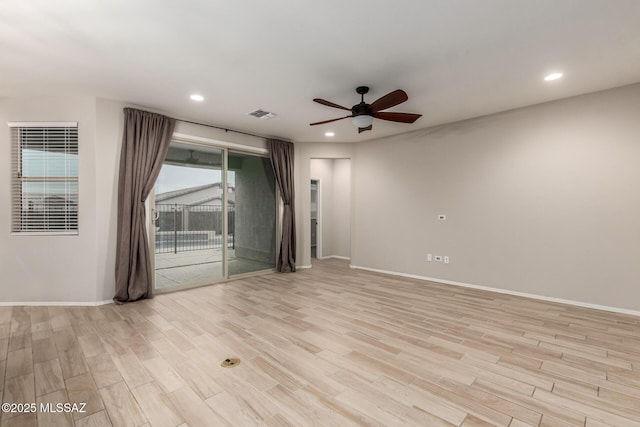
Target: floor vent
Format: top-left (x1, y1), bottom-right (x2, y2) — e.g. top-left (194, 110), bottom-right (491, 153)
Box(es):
top-left (221, 358), bottom-right (241, 368)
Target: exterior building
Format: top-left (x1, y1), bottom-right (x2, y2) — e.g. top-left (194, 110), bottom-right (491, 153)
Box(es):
top-left (154, 183), bottom-right (235, 250)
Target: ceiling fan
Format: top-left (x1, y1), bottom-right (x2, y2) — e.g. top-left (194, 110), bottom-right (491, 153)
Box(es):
top-left (185, 149), bottom-right (200, 164)
top-left (310, 86), bottom-right (422, 133)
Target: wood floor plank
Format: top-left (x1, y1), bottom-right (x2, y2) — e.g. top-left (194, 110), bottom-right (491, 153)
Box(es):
top-left (2, 374), bottom-right (35, 422)
top-left (375, 375), bottom-right (470, 425)
top-left (141, 356), bottom-right (185, 393)
top-left (411, 377), bottom-right (515, 426)
top-left (205, 390), bottom-right (266, 426)
top-left (85, 353), bottom-right (123, 389)
top-left (301, 384), bottom-right (386, 427)
top-left (168, 386), bottom-right (229, 427)
top-left (250, 355), bottom-right (304, 392)
top-left (10, 308), bottom-right (31, 338)
top-left (5, 348), bottom-right (33, 379)
top-left (130, 381), bottom-right (183, 427)
top-left (33, 359), bottom-right (65, 397)
top-left (74, 411), bottom-right (113, 427)
top-left (1, 413), bottom-right (37, 427)
top-left (0, 338), bottom-right (8, 362)
top-left (65, 373), bottom-right (104, 420)
top-left (99, 381), bottom-right (147, 427)
top-left (8, 333), bottom-right (32, 352)
top-left (473, 378), bottom-right (585, 426)
top-left (0, 359), bottom-right (5, 404)
top-left (267, 384), bottom-right (359, 427)
top-left (77, 334), bottom-right (107, 359)
top-left (57, 345), bottom-right (89, 379)
top-left (111, 350), bottom-right (152, 389)
top-left (332, 374), bottom-right (422, 426)
top-left (32, 337), bottom-right (58, 364)
top-left (533, 388), bottom-right (640, 427)
top-left (36, 389), bottom-right (73, 427)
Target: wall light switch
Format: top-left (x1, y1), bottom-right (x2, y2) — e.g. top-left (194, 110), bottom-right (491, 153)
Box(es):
top-left (444, 256), bottom-right (449, 264)
top-left (427, 253), bottom-right (433, 262)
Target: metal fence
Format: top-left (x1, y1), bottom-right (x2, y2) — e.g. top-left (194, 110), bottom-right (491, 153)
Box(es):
top-left (154, 204), bottom-right (235, 254)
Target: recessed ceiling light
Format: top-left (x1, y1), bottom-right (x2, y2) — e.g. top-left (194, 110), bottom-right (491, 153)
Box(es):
top-left (544, 73), bottom-right (563, 81)
top-left (190, 94), bottom-right (204, 101)
top-left (325, 131), bottom-right (335, 137)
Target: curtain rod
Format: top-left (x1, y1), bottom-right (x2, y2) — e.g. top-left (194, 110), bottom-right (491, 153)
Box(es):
top-left (177, 118), bottom-right (268, 140)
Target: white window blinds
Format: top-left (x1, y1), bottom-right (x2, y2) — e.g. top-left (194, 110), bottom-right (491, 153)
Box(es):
top-left (9, 122), bottom-right (79, 234)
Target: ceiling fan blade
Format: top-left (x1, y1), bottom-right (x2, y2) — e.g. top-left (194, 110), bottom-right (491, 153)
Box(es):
top-left (309, 115), bottom-right (351, 126)
top-left (374, 111), bottom-right (422, 123)
top-left (358, 125), bottom-right (373, 134)
top-left (369, 89), bottom-right (408, 112)
top-left (313, 98), bottom-right (352, 111)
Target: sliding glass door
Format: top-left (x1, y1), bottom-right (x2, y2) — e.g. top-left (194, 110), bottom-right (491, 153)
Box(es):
top-left (227, 151), bottom-right (276, 276)
top-left (150, 142), bottom-right (276, 292)
top-left (152, 144), bottom-right (226, 291)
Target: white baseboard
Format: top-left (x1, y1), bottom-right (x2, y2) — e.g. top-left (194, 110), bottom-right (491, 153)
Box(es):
top-left (349, 264), bottom-right (640, 318)
top-left (297, 265), bottom-right (313, 269)
top-left (318, 255), bottom-right (351, 261)
top-left (0, 300), bottom-right (113, 307)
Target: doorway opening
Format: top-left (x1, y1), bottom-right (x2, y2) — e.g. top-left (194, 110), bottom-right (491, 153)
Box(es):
top-left (310, 179), bottom-right (319, 259)
top-left (309, 158), bottom-right (351, 263)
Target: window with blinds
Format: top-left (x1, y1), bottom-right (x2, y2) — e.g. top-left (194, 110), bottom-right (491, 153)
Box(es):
top-left (9, 122), bottom-right (79, 234)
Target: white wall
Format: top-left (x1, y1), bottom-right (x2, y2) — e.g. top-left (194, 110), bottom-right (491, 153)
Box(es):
top-left (332, 159), bottom-right (351, 259)
top-left (351, 83), bottom-right (640, 311)
top-left (95, 98), bottom-right (127, 301)
top-left (0, 96), bottom-right (100, 303)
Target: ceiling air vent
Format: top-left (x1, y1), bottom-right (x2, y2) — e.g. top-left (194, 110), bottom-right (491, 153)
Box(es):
top-left (248, 109), bottom-right (276, 119)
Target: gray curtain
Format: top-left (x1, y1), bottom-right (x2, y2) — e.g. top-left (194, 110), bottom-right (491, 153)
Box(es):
top-left (267, 139), bottom-right (296, 272)
top-left (115, 108), bottom-right (176, 302)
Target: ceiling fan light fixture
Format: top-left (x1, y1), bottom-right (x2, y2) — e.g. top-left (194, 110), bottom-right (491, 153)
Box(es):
top-left (352, 115), bottom-right (374, 128)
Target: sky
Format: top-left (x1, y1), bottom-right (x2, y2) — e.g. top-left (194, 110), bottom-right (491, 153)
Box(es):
top-left (155, 164), bottom-right (235, 193)
top-left (21, 150), bottom-right (78, 196)
top-left (23, 149), bottom-right (78, 177)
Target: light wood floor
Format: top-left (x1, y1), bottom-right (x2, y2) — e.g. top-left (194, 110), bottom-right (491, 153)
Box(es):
top-left (2, 259), bottom-right (639, 426)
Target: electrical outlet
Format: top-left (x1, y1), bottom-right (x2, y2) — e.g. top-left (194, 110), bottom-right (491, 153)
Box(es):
top-left (434, 255), bottom-right (442, 262)
top-left (444, 256), bottom-right (449, 264)
top-left (427, 253), bottom-right (433, 262)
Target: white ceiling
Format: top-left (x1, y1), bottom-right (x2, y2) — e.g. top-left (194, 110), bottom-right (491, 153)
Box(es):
top-left (2, 1), bottom-right (640, 143)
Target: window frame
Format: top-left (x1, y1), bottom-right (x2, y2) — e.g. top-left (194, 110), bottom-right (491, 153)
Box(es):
top-left (8, 121), bottom-right (79, 235)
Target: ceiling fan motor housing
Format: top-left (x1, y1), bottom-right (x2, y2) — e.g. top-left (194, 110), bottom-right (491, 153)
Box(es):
top-left (352, 103), bottom-right (371, 117)
top-left (353, 86), bottom-right (371, 116)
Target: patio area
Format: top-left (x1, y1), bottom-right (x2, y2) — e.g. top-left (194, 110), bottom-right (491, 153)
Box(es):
top-left (154, 248), bottom-right (274, 290)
